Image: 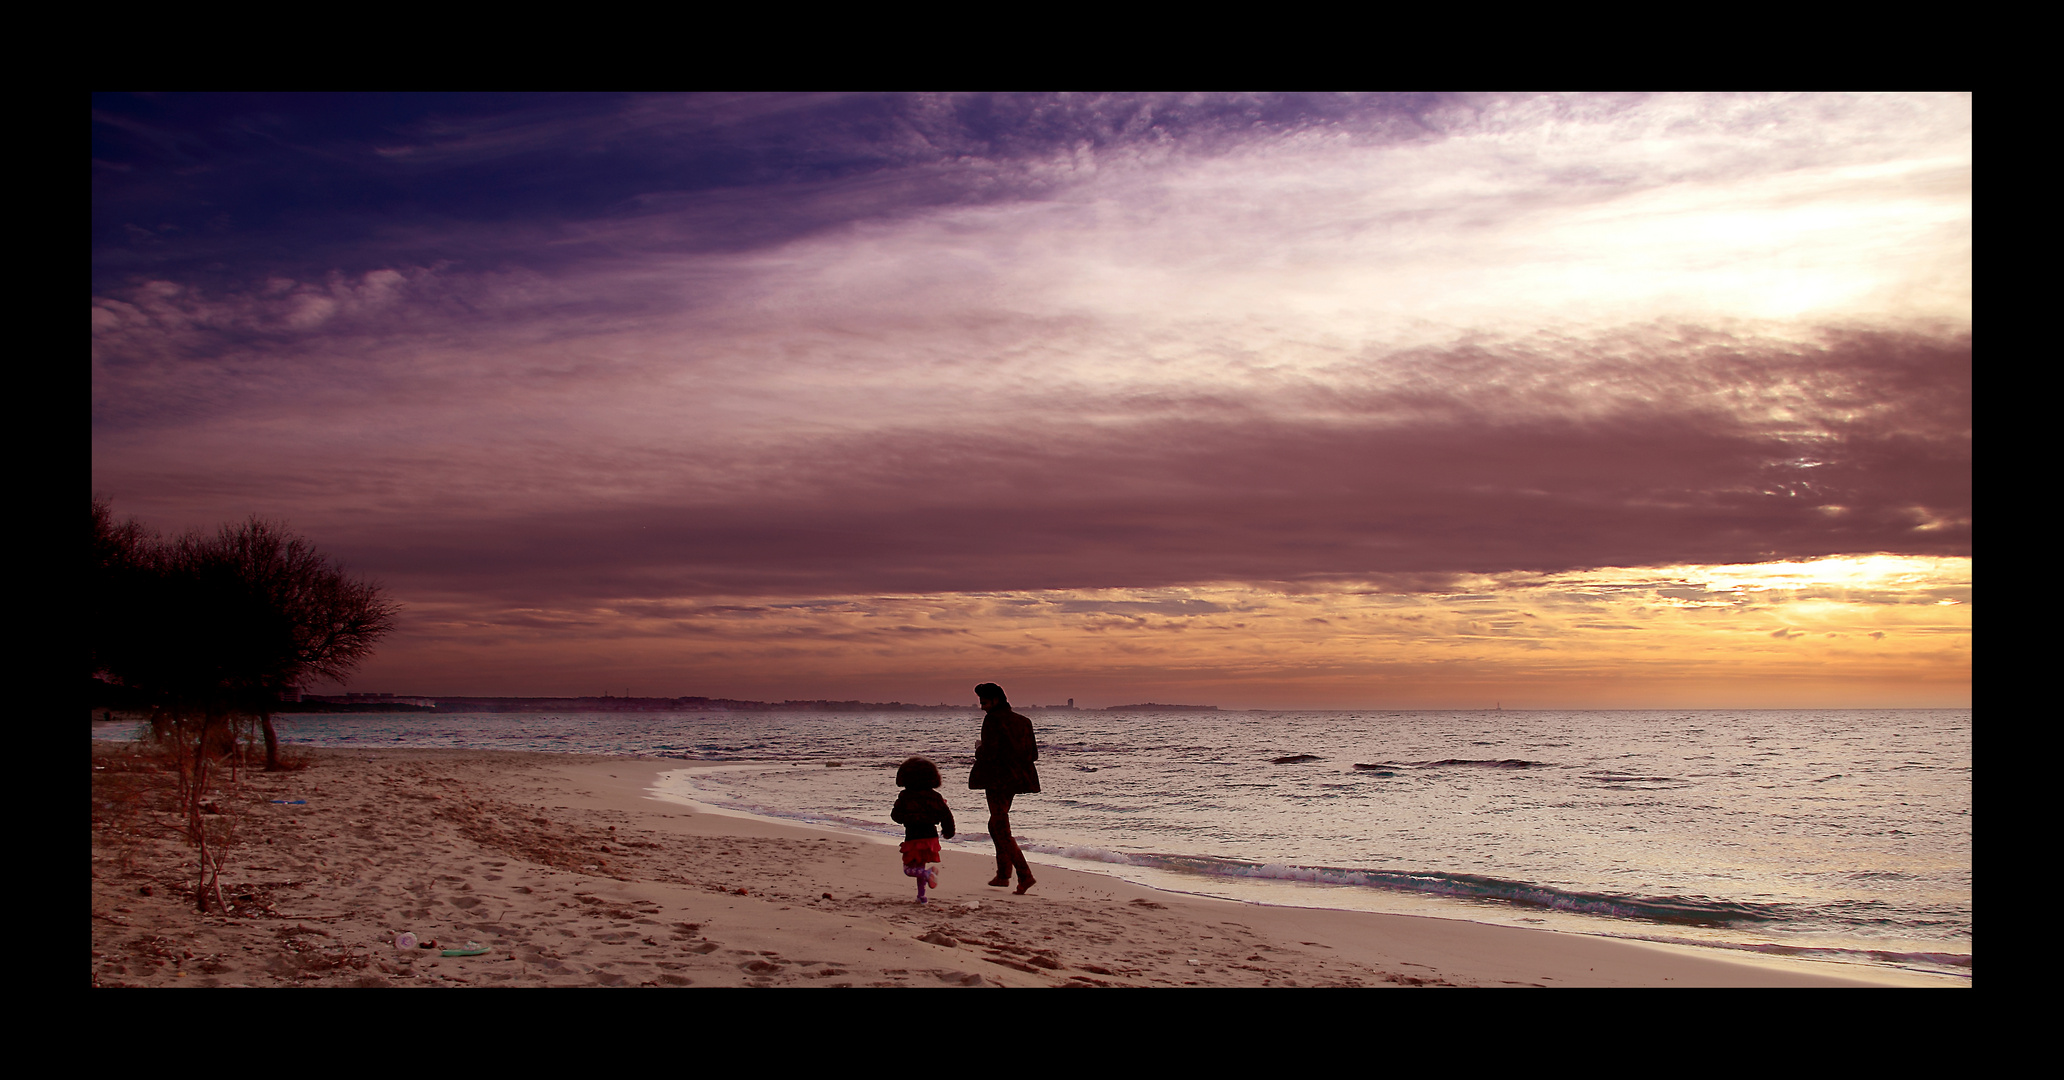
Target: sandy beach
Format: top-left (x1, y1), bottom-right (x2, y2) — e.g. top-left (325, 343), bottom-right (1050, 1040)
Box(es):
top-left (90, 743), bottom-right (1963, 987)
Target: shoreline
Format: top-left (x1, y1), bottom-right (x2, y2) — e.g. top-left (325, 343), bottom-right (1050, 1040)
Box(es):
top-left (653, 760), bottom-right (1971, 975)
top-left (90, 743), bottom-right (1965, 987)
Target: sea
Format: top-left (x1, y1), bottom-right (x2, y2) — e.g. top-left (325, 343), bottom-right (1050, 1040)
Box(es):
top-left (94, 707), bottom-right (1971, 980)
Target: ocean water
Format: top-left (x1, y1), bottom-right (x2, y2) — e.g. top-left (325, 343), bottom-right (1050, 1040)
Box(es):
top-left (97, 707), bottom-right (1970, 978)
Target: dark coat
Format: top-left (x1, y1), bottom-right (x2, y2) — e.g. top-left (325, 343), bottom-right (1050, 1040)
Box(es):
top-left (891, 788), bottom-right (956, 840)
top-left (969, 707), bottom-right (1040, 795)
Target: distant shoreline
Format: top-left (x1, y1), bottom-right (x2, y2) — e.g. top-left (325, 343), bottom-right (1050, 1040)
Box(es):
top-left (88, 684), bottom-right (1220, 715)
top-left (290, 697), bottom-right (1219, 714)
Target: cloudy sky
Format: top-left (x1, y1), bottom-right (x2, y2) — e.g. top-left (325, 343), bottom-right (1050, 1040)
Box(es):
top-left (91, 93), bottom-right (1970, 709)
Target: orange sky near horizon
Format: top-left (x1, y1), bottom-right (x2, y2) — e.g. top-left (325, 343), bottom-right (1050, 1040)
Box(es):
top-left (349, 555), bottom-right (1971, 710)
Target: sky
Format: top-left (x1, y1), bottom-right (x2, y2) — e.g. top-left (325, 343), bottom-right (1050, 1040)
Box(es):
top-left (91, 92), bottom-right (1971, 709)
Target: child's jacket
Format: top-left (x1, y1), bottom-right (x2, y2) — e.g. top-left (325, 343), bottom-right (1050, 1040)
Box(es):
top-left (892, 789), bottom-right (956, 841)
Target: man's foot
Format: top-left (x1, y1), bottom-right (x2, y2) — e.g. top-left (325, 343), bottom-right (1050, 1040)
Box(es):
top-left (988, 874), bottom-right (1012, 888)
top-left (1013, 875), bottom-right (1035, 895)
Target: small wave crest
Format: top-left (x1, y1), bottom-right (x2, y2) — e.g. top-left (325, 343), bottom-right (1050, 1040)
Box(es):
top-left (1356, 759), bottom-right (1544, 769)
top-left (1016, 844), bottom-right (1785, 927)
top-left (1616, 934), bottom-right (1971, 976)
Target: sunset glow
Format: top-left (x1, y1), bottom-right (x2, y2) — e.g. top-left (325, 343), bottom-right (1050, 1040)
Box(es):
top-left (92, 93), bottom-right (1971, 708)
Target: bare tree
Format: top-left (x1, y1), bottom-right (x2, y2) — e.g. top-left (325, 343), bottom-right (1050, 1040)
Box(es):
top-left (92, 500), bottom-right (398, 910)
top-left (169, 516), bottom-right (400, 770)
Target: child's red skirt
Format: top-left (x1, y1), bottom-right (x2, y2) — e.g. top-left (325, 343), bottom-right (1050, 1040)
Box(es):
top-left (900, 838), bottom-right (941, 866)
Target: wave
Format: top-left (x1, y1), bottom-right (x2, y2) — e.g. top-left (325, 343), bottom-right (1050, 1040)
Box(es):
top-left (1016, 843), bottom-right (1789, 928)
top-left (1582, 772), bottom-right (1691, 786)
top-left (1356, 759), bottom-right (1544, 769)
top-left (1612, 933), bottom-right (1970, 976)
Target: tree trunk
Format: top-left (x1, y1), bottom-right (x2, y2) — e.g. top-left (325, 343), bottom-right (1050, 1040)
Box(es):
top-left (190, 750), bottom-right (212, 912)
top-left (200, 709), bottom-right (234, 761)
top-left (261, 712), bottom-right (280, 771)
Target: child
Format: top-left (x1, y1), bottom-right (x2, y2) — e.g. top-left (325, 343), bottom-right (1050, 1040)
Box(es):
top-left (891, 756), bottom-right (956, 903)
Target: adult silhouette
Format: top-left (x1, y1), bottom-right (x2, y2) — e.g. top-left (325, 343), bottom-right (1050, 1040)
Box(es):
top-left (968, 682), bottom-right (1039, 893)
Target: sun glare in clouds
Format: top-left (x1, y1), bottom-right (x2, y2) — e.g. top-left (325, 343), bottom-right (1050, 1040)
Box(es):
top-left (94, 93), bottom-right (1970, 705)
top-left (703, 107), bottom-right (1969, 403)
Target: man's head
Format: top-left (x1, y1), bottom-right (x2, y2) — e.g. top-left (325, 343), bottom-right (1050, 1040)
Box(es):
top-left (975, 682), bottom-right (1007, 710)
